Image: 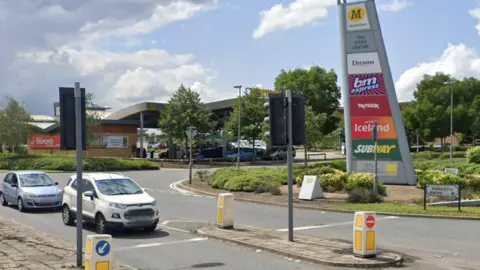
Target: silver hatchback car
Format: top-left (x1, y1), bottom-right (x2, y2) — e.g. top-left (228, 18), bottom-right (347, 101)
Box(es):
top-left (0, 171), bottom-right (63, 212)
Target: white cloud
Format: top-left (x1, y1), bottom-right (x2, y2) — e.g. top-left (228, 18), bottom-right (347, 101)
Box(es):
top-left (253, 0), bottom-right (336, 39)
top-left (0, 0), bottom-right (219, 114)
top-left (377, 0), bottom-right (412, 13)
top-left (395, 44), bottom-right (480, 101)
top-left (469, 7), bottom-right (480, 35)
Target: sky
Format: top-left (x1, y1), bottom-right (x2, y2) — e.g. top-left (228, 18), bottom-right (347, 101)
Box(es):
top-left (1, 0), bottom-right (479, 116)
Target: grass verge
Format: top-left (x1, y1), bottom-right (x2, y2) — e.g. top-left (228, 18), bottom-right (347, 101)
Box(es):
top-left (332, 203), bottom-right (480, 217)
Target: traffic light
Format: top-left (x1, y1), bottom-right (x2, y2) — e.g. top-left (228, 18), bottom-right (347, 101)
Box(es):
top-left (290, 94), bottom-right (305, 145)
top-left (59, 87), bottom-right (87, 150)
top-left (264, 93), bottom-right (287, 146)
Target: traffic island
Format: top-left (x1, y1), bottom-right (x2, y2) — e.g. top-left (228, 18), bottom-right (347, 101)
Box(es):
top-left (0, 216), bottom-right (133, 270)
top-left (196, 225), bottom-right (403, 268)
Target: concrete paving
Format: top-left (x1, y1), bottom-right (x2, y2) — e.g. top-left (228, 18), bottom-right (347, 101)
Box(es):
top-left (0, 170), bottom-right (478, 269)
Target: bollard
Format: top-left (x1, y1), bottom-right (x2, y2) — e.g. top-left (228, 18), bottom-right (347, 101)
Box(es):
top-left (217, 193), bottom-right (234, 229)
top-left (353, 211), bottom-right (376, 258)
top-left (85, 234), bottom-right (113, 270)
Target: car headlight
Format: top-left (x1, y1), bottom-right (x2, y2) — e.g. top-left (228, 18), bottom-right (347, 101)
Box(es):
top-left (151, 200), bottom-right (157, 206)
top-left (109, 203), bottom-right (127, 209)
top-left (25, 192), bottom-right (36, 198)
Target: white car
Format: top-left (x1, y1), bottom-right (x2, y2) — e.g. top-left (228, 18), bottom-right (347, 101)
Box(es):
top-left (61, 173), bottom-right (159, 234)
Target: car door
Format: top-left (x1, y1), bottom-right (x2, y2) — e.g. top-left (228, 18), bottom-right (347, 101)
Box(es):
top-left (9, 174), bottom-right (20, 202)
top-left (82, 179), bottom-right (96, 219)
top-left (2, 173), bottom-right (12, 203)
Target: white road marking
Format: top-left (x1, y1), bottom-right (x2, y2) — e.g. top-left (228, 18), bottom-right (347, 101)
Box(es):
top-left (116, 237), bottom-right (208, 251)
top-left (276, 216), bottom-right (400, 232)
top-left (169, 179), bottom-right (193, 195)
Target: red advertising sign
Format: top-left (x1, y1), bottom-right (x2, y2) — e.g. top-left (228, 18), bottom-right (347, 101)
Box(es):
top-left (349, 95), bottom-right (392, 117)
top-left (29, 135), bottom-right (60, 149)
top-left (348, 73), bottom-right (387, 96)
top-left (351, 117), bottom-right (397, 139)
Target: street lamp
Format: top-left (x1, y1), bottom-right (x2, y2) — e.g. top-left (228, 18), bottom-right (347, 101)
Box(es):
top-left (444, 81), bottom-right (453, 160)
top-left (233, 85), bottom-right (242, 169)
top-left (366, 121), bottom-right (379, 195)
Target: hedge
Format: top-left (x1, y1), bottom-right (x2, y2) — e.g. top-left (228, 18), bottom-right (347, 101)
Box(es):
top-left (415, 169), bottom-right (480, 192)
top-left (0, 155), bottom-right (159, 171)
top-left (466, 147), bottom-right (480, 164)
top-left (413, 151), bottom-right (466, 160)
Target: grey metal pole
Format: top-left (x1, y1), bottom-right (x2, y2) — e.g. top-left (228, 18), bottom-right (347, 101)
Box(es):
top-left (140, 112), bottom-right (144, 158)
top-left (286, 90), bottom-right (294, 242)
top-left (450, 86), bottom-right (453, 160)
top-left (188, 127), bottom-right (193, 184)
top-left (373, 122), bottom-right (378, 195)
top-left (416, 130), bottom-right (419, 153)
top-left (237, 86), bottom-right (242, 169)
top-left (337, 0), bottom-right (352, 172)
top-left (74, 82), bottom-right (83, 267)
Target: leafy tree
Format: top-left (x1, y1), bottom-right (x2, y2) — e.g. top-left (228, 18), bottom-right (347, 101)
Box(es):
top-left (0, 97), bottom-right (31, 154)
top-left (303, 106), bottom-right (327, 163)
top-left (274, 66), bottom-right (341, 134)
top-left (226, 88), bottom-right (267, 157)
top-left (158, 84), bottom-right (216, 150)
top-left (85, 93), bottom-right (103, 143)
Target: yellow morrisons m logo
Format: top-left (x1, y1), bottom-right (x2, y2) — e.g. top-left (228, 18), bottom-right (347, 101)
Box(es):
top-left (348, 7), bottom-right (366, 22)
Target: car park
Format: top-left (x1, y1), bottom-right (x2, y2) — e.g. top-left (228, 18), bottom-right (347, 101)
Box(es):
top-left (61, 173), bottom-right (160, 234)
top-left (0, 171), bottom-right (63, 212)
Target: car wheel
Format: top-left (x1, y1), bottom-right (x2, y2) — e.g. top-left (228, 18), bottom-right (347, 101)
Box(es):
top-left (144, 223), bottom-right (158, 232)
top-left (95, 213), bottom-right (108, 234)
top-left (0, 193), bottom-right (7, 206)
top-left (17, 198), bottom-right (25, 212)
top-left (62, 205), bottom-right (75, 226)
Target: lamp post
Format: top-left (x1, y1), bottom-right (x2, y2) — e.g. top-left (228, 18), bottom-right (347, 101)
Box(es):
top-left (366, 121), bottom-right (379, 195)
top-left (233, 85), bottom-right (242, 169)
top-left (444, 81), bottom-right (453, 160)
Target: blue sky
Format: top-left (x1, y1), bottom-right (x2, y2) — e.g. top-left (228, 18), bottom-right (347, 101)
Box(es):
top-left (3, 0), bottom-right (480, 114)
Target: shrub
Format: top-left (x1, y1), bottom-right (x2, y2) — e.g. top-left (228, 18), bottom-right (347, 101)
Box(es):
top-left (439, 151), bottom-right (466, 159)
top-left (318, 173), bottom-right (349, 192)
top-left (210, 168), bottom-right (283, 193)
top-left (0, 155), bottom-right (159, 171)
top-left (466, 146), bottom-right (480, 164)
top-left (414, 151), bottom-right (442, 160)
top-left (417, 170), bottom-right (465, 189)
top-left (345, 173), bottom-right (386, 196)
top-left (464, 175), bottom-right (480, 191)
top-left (330, 160), bottom-right (347, 172)
top-left (194, 170), bottom-right (211, 182)
top-left (347, 188), bottom-right (384, 203)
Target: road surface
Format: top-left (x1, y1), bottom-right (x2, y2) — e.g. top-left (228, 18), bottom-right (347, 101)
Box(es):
top-left (0, 170), bottom-right (478, 270)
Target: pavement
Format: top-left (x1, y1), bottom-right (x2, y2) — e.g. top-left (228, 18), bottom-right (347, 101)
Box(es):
top-left (0, 169), bottom-right (479, 270)
top-left (0, 216), bottom-right (131, 269)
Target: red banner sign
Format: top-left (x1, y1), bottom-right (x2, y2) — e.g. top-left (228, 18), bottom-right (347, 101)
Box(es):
top-left (349, 95), bottom-right (392, 117)
top-left (29, 135), bottom-right (60, 149)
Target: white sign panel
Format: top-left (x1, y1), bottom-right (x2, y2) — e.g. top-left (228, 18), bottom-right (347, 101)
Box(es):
top-left (104, 136), bottom-right (128, 149)
top-left (346, 2), bottom-right (370, 32)
top-left (425, 184), bottom-right (459, 197)
top-left (298, 175), bottom-right (324, 200)
top-left (444, 168), bottom-right (459, 175)
top-left (354, 160), bottom-right (400, 177)
top-left (347, 52), bottom-right (382, 74)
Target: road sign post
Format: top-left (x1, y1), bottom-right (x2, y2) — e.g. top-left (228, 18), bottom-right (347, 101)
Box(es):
top-left (85, 234), bottom-right (113, 270)
top-left (286, 90), bottom-right (294, 242)
top-left (424, 184), bottom-right (461, 211)
top-left (186, 127), bottom-right (197, 184)
top-left (74, 82), bottom-right (84, 267)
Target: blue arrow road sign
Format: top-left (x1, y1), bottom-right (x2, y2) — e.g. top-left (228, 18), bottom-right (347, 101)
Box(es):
top-left (95, 240), bottom-right (110, 256)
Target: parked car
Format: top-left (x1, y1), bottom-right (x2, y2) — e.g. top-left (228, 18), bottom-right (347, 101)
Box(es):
top-left (226, 147), bottom-right (264, 161)
top-left (61, 173), bottom-right (159, 234)
top-left (262, 146), bottom-right (296, 160)
top-left (0, 171), bottom-right (63, 212)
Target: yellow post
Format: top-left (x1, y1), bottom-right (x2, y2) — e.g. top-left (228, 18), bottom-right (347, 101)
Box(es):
top-left (217, 193), bottom-right (234, 229)
top-left (85, 234), bottom-right (113, 270)
top-left (353, 211), bottom-right (376, 258)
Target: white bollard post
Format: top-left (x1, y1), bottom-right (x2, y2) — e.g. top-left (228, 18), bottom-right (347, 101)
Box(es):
top-left (85, 234), bottom-right (113, 270)
top-left (217, 193), bottom-right (234, 229)
top-left (353, 211), bottom-right (376, 258)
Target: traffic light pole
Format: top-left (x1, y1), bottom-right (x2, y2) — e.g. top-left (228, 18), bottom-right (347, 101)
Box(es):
top-left (74, 82), bottom-right (83, 267)
top-left (286, 90), bottom-right (294, 242)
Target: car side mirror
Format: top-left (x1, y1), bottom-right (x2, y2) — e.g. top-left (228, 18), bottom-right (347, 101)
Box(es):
top-left (83, 191), bottom-right (94, 199)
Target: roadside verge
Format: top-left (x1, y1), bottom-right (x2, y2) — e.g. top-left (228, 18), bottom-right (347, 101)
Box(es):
top-left (178, 180), bottom-right (480, 221)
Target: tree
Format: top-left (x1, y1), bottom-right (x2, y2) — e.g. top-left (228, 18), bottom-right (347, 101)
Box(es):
top-left (0, 97), bottom-right (31, 154)
top-left (226, 88), bottom-right (268, 157)
top-left (158, 84), bottom-right (216, 151)
top-left (274, 66), bottom-right (341, 134)
top-left (304, 106), bottom-right (327, 164)
top-left (85, 92), bottom-right (102, 143)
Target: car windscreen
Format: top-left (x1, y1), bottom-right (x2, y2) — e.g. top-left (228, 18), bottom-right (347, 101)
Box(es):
top-left (19, 173), bottom-right (55, 187)
top-left (95, 178), bottom-right (143, 196)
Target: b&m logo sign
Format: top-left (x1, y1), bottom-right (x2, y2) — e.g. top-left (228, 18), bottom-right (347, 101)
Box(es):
top-left (349, 73), bottom-right (386, 96)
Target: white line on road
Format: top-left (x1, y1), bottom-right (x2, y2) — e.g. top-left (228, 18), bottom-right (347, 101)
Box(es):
top-left (276, 216), bottom-right (399, 232)
top-left (169, 179), bottom-right (193, 195)
top-left (116, 237), bottom-right (208, 251)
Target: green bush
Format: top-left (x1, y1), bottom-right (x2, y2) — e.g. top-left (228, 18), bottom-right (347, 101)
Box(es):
top-left (194, 170), bottom-right (211, 182)
top-left (466, 146), bottom-right (480, 164)
top-left (345, 173), bottom-right (386, 196)
top-left (414, 151), bottom-right (442, 160)
top-left (318, 172), bottom-right (349, 192)
top-left (330, 160), bottom-right (347, 172)
top-left (0, 155), bottom-right (159, 171)
top-left (439, 151), bottom-right (466, 159)
top-left (347, 188), bottom-right (384, 203)
top-left (464, 175), bottom-right (480, 191)
top-left (417, 170), bottom-right (465, 189)
top-left (210, 168), bottom-right (283, 192)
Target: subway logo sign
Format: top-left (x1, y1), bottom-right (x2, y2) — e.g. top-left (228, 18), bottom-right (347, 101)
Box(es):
top-left (352, 139), bottom-right (401, 161)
